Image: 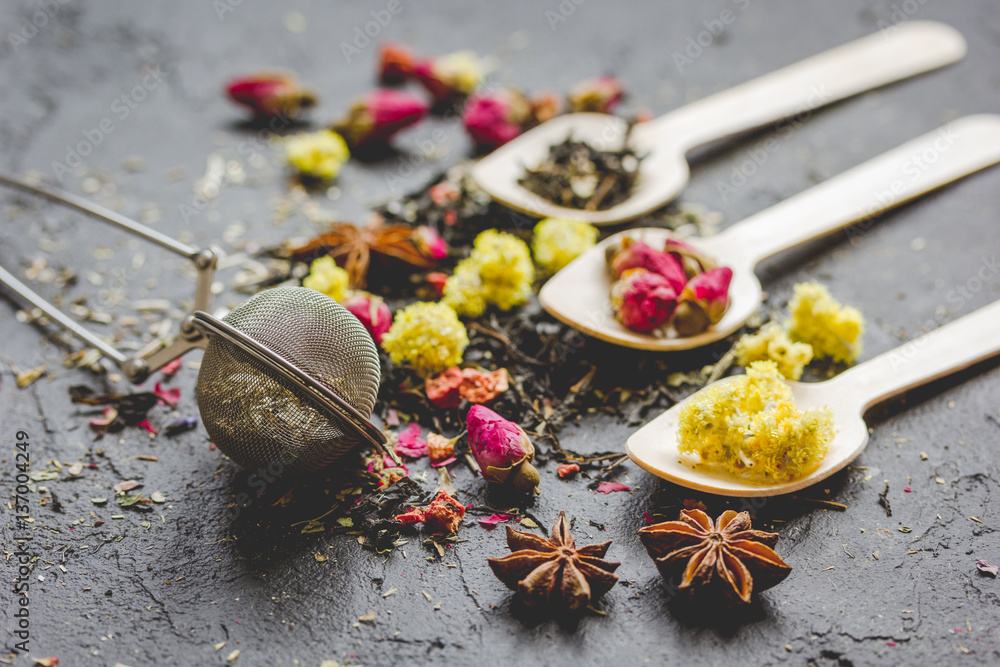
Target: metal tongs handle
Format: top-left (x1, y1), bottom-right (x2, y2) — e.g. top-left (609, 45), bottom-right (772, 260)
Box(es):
top-left (0, 172), bottom-right (218, 383)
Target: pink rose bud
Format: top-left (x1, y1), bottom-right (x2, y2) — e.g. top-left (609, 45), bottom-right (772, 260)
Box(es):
top-left (567, 75), bottom-right (623, 114)
top-left (466, 405), bottom-right (540, 493)
top-left (663, 236), bottom-right (717, 279)
top-left (609, 238), bottom-right (687, 294)
top-left (672, 267), bottom-right (733, 336)
top-left (425, 272), bottom-right (449, 298)
top-left (343, 292), bottom-right (393, 345)
top-left (331, 89), bottom-right (428, 147)
top-left (413, 50), bottom-right (484, 104)
top-left (415, 225), bottom-right (448, 260)
top-left (528, 91), bottom-right (562, 125)
top-left (461, 90), bottom-right (531, 150)
top-left (611, 268), bottom-right (679, 333)
top-left (378, 42), bottom-right (416, 84)
top-left (225, 72), bottom-right (317, 120)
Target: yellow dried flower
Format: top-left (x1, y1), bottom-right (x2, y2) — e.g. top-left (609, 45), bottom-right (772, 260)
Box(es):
top-left (677, 361), bottom-right (834, 483)
top-left (286, 129), bottom-right (350, 181)
top-left (382, 302), bottom-right (469, 377)
top-left (734, 322), bottom-right (814, 380)
top-left (443, 230), bottom-right (534, 317)
top-left (787, 281), bottom-right (864, 363)
top-left (532, 217), bottom-right (598, 274)
top-left (302, 256), bottom-right (349, 302)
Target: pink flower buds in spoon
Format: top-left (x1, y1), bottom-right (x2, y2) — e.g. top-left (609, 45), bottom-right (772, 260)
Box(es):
top-left (608, 238), bottom-right (687, 294)
top-left (611, 269), bottom-right (679, 333)
top-left (343, 292), bottom-right (392, 345)
top-left (672, 267), bottom-right (734, 336)
top-left (466, 405), bottom-right (540, 494)
top-left (663, 236), bottom-right (718, 280)
top-left (225, 71), bottom-right (317, 120)
top-left (567, 75), bottom-right (623, 114)
top-left (331, 89), bottom-right (428, 147)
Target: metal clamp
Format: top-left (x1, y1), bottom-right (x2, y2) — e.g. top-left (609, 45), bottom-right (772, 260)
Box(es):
top-left (0, 171), bottom-right (217, 384)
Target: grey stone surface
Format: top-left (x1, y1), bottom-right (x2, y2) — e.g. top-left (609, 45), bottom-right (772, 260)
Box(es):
top-left (1, 1), bottom-right (1000, 666)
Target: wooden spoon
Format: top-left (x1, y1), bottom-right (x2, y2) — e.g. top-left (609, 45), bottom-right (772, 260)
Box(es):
top-left (538, 114), bottom-right (1000, 350)
top-left (626, 299), bottom-right (1000, 497)
top-left (471, 22), bottom-right (966, 225)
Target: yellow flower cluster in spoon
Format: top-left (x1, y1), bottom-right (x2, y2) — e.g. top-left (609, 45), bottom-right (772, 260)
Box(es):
top-left (676, 361), bottom-right (835, 483)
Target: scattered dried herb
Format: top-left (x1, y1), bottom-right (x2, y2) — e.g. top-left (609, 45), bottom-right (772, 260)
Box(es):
top-left (350, 477), bottom-right (424, 553)
top-left (976, 560), bottom-right (999, 577)
top-left (638, 509), bottom-right (791, 605)
top-left (487, 511), bottom-right (620, 612)
top-left (70, 385), bottom-right (161, 431)
top-left (519, 132), bottom-right (642, 211)
top-left (878, 481), bottom-right (892, 517)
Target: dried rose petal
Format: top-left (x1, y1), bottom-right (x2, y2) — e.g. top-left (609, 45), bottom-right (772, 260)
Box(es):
top-left (596, 482), bottom-right (631, 494)
top-left (153, 381), bottom-right (180, 407)
top-left (568, 75), bottom-right (623, 114)
top-left (611, 268), bottom-right (678, 333)
top-left (977, 560), bottom-right (999, 576)
top-left (331, 89), bottom-right (428, 147)
top-left (426, 272), bottom-right (449, 298)
top-left (427, 433), bottom-right (456, 462)
top-left (462, 90), bottom-right (531, 149)
top-left (394, 423), bottom-right (428, 459)
top-left (378, 42), bottom-right (416, 84)
top-left (673, 266), bottom-right (733, 336)
top-left (396, 507), bottom-right (425, 526)
top-left (89, 406), bottom-right (118, 432)
top-left (479, 513), bottom-right (513, 528)
top-left (425, 367), bottom-right (464, 408)
top-left (136, 419), bottom-right (157, 435)
top-left (343, 292), bottom-right (392, 345)
top-left (114, 480), bottom-right (141, 493)
top-left (226, 71), bottom-right (317, 119)
top-left (399, 490), bottom-right (467, 533)
top-left (557, 463), bottom-right (580, 478)
top-left (160, 358), bottom-right (183, 377)
top-left (609, 238), bottom-right (687, 294)
top-left (459, 368), bottom-right (509, 404)
top-left (466, 405), bottom-right (540, 493)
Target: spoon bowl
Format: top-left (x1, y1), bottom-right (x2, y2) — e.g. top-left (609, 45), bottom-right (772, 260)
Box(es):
top-left (627, 299), bottom-right (1000, 497)
top-left (472, 113), bottom-right (691, 226)
top-left (473, 21), bottom-right (967, 225)
top-left (538, 115), bottom-right (1000, 350)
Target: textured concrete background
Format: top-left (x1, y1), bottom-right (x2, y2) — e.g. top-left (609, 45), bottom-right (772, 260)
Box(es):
top-left (2, 1), bottom-right (1000, 665)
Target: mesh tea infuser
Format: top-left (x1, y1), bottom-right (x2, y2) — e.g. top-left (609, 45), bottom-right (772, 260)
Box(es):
top-left (0, 172), bottom-right (395, 472)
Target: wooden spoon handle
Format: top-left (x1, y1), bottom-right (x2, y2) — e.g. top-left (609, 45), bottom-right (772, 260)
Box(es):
top-left (706, 114), bottom-right (1000, 266)
top-left (829, 299), bottom-right (1000, 412)
top-left (645, 21), bottom-right (965, 151)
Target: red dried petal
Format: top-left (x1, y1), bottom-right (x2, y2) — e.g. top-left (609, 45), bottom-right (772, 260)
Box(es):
top-left (556, 463), bottom-right (580, 478)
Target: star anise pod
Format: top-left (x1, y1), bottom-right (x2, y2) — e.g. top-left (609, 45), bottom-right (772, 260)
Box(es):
top-left (487, 511), bottom-right (620, 612)
top-left (282, 216), bottom-right (444, 288)
top-left (638, 509), bottom-right (791, 605)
